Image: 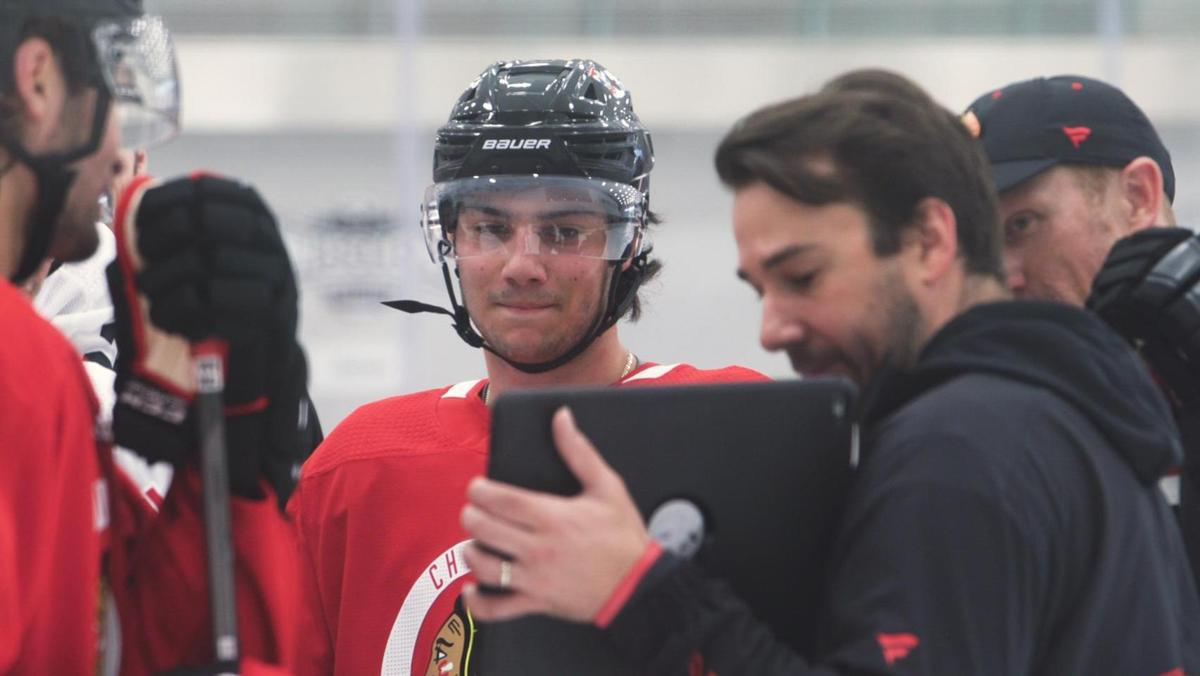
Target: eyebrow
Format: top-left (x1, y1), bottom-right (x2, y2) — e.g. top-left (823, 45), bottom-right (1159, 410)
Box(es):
top-left (460, 204), bottom-right (607, 222)
top-left (736, 243), bottom-right (816, 281)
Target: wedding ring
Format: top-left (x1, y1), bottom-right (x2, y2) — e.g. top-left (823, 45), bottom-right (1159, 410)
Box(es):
top-left (498, 559), bottom-right (512, 591)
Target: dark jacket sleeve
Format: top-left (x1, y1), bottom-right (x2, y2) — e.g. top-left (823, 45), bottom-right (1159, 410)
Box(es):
top-left (1175, 401), bottom-right (1200, 589)
top-left (605, 453), bottom-right (1046, 675)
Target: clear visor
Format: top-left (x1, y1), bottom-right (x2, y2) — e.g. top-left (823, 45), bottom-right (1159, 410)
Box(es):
top-left (92, 15), bottom-right (181, 150)
top-left (421, 176), bottom-right (646, 263)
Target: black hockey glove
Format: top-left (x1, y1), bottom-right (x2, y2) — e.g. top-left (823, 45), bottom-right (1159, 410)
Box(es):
top-left (106, 174), bottom-right (320, 505)
top-left (1087, 226), bottom-right (1200, 406)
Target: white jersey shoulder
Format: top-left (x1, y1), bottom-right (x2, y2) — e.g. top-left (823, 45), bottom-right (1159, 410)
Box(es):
top-left (34, 221), bottom-right (117, 366)
top-left (623, 363), bottom-right (682, 383)
top-left (442, 378), bottom-right (484, 399)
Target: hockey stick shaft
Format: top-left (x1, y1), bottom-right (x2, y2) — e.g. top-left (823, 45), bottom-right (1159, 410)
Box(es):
top-left (193, 340), bottom-right (240, 663)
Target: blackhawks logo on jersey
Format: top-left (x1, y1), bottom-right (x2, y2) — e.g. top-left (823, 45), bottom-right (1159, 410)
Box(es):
top-left (422, 595), bottom-right (478, 675)
top-left (381, 540), bottom-right (484, 675)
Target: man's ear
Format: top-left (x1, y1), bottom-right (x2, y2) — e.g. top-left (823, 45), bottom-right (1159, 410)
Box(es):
top-left (905, 197), bottom-right (959, 286)
top-left (1119, 157), bottom-right (1166, 233)
top-left (10, 37), bottom-right (60, 144)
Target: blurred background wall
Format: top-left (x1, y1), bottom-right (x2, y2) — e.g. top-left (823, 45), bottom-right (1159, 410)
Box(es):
top-left (142, 0), bottom-right (1200, 428)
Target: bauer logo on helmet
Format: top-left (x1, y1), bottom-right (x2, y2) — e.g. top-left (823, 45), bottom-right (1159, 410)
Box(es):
top-left (481, 139), bottom-right (553, 151)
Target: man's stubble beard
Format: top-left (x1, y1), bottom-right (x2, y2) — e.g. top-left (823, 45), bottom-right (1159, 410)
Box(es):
top-left (48, 90), bottom-right (110, 264)
top-left (873, 267), bottom-right (926, 380)
top-left (48, 193), bottom-right (101, 263)
top-left (466, 269), bottom-right (609, 365)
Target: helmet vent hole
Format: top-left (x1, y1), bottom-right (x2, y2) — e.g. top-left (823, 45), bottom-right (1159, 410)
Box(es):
top-left (585, 83), bottom-right (601, 101)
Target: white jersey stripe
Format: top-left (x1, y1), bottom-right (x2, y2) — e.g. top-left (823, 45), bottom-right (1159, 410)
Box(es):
top-left (444, 367), bottom-right (682, 397)
top-left (622, 363), bottom-right (681, 383)
top-left (443, 379), bottom-right (484, 399)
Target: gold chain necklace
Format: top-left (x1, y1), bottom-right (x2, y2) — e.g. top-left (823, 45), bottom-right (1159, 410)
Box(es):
top-left (482, 352), bottom-right (638, 406)
top-left (618, 350), bottom-right (638, 379)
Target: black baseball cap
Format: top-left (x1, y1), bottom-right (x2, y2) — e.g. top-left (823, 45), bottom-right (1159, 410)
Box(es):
top-left (964, 75), bottom-right (1174, 202)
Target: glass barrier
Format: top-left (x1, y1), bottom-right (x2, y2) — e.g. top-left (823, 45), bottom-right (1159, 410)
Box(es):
top-left (146, 0), bottom-right (1199, 38)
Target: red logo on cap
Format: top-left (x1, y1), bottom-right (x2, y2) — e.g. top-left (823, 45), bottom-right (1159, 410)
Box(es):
top-left (877, 633), bottom-right (920, 666)
top-left (1063, 126), bottom-right (1092, 149)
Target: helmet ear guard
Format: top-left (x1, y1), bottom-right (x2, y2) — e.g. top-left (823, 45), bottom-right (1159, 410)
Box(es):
top-left (608, 250), bottom-right (651, 322)
top-left (419, 194), bottom-right (454, 263)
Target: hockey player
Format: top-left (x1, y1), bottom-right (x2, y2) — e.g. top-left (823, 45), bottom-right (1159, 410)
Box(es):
top-left (1, 0), bottom-right (310, 672)
top-left (30, 149), bottom-right (174, 509)
top-left (286, 59), bottom-right (765, 675)
top-left (460, 70), bottom-right (1200, 673)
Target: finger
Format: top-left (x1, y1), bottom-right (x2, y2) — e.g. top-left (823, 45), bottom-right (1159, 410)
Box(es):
top-left (209, 278), bottom-right (276, 314)
top-left (195, 176), bottom-right (275, 220)
top-left (461, 504), bottom-right (536, 560)
top-left (135, 180), bottom-right (196, 235)
top-left (146, 286), bottom-right (203, 337)
top-left (136, 207), bottom-right (198, 261)
top-left (461, 583), bottom-right (545, 622)
top-left (551, 407), bottom-right (621, 496)
top-left (466, 476), bottom-right (564, 530)
top-left (463, 541), bottom-right (521, 590)
top-left (210, 250), bottom-right (289, 285)
top-left (200, 203), bottom-right (280, 250)
top-left (1165, 292), bottom-right (1200, 345)
top-left (135, 249), bottom-right (203, 297)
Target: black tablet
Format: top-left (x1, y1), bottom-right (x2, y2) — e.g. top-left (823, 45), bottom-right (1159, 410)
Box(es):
top-left (478, 378), bottom-right (858, 674)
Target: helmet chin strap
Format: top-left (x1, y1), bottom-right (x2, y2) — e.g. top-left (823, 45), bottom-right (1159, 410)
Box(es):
top-left (4, 88), bottom-right (111, 283)
top-left (385, 243), bottom-right (649, 375)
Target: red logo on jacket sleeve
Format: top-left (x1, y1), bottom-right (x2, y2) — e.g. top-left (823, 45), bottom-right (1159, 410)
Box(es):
top-left (688, 652), bottom-right (717, 676)
top-left (1062, 126), bottom-right (1092, 149)
top-left (876, 633), bottom-right (919, 666)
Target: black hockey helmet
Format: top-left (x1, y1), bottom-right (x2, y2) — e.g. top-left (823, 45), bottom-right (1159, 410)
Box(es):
top-left (389, 59), bottom-right (656, 374)
top-left (1, 0), bottom-right (180, 282)
top-left (432, 59), bottom-right (653, 188)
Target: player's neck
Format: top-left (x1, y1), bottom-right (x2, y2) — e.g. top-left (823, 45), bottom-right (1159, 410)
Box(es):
top-left (483, 327), bottom-right (633, 404)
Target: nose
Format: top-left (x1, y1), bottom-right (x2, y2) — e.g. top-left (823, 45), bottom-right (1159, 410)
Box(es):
top-left (1003, 254), bottom-right (1026, 295)
top-left (759, 293), bottom-right (805, 353)
top-left (499, 243), bottom-right (549, 286)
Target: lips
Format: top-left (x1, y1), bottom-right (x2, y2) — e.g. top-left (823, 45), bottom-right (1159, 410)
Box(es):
top-left (492, 293), bottom-right (559, 312)
top-left (495, 302), bottom-right (556, 318)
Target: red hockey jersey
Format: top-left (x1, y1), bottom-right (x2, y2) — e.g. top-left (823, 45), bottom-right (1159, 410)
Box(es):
top-left (0, 280), bottom-right (303, 674)
top-left (288, 363), bottom-right (767, 675)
